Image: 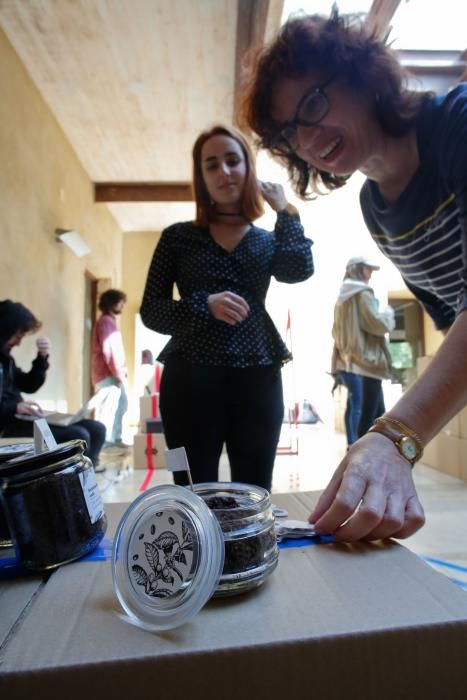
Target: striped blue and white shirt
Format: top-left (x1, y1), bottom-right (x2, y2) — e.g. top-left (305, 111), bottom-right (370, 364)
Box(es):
top-left (360, 83), bottom-right (467, 330)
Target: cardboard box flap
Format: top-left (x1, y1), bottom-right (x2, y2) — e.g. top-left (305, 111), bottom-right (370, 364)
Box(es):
top-left (2, 498), bottom-right (467, 700)
top-left (3, 528), bottom-right (467, 672)
top-left (0, 575), bottom-right (43, 648)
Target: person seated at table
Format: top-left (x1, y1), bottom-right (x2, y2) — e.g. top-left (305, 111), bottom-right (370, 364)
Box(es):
top-left (0, 300), bottom-right (106, 472)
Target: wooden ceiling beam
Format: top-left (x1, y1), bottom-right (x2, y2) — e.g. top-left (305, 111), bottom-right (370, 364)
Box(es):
top-left (365, 0), bottom-right (402, 41)
top-left (233, 0), bottom-right (284, 124)
top-left (94, 182), bottom-right (193, 203)
top-left (404, 64), bottom-right (466, 77)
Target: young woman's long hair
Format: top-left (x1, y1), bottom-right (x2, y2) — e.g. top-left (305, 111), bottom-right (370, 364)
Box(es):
top-left (192, 124), bottom-right (264, 226)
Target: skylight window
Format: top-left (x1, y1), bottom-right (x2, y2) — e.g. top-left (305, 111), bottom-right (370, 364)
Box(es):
top-left (281, 0), bottom-right (466, 52)
top-left (388, 0), bottom-right (466, 50)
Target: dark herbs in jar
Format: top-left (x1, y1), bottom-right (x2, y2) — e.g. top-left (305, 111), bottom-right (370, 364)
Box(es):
top-left (204, 494), bottom-right (275, 575)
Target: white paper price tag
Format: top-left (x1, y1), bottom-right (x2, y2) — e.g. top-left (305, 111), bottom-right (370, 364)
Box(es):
top-left (79, 468), bottom-right (105, 524)
top-left (33, 418), bottom-right (58, 453)
top-left (165, 446), bottom-right (194, 489)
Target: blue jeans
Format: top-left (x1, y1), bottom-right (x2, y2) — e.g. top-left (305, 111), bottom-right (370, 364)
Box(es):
top-left (3, 418), bottom-right (106, 467)
top-left (338, 371), bottom-right (362, 446)
top-left (94, 376), bottom-right (128, 443)
top-left (358, 376), bottom-right (385, 437)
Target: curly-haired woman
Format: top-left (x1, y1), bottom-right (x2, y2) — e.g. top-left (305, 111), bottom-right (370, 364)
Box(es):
top-left (242, 9), bottom-right (467, 541)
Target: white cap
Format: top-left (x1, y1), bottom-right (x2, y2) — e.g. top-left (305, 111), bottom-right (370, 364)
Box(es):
top-left (346, 256), bottom-right (380, 270)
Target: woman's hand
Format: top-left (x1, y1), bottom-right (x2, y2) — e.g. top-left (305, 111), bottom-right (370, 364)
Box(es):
top-left (16, 400), bottom-right (44, 417)
top-left (309, 432), bottom-right (425, 541)
top-left (259, 181), bottom-right (288, 212)
top-left (207, 291), bottom-right (250, 325)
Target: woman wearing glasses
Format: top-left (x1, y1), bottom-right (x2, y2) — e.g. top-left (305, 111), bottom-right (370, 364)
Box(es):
top-left (241, 9), bottom-right (467, 541)
top-left (140, 124), bottom-right (313, 490)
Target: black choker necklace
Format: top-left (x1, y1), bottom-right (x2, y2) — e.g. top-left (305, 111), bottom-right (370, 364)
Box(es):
top-left (215, 211), bottom-right (244, 217)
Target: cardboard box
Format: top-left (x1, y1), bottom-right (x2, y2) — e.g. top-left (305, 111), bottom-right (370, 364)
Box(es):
top-left (139, 393), bottom-right (160, 431)
top-left (423, 433), bottom-right (462, 479)
top-left (0, 574), bottom-right (42, 647)
top-left (416, 354), bottom-right (433, 376)
top-left (421, 436), bottom-right (439, 470)
top-left (460, 436), bottom-right (467, 483)
top-left (459, 406), bottom-right (467, 439)
top-left (132, 432), bottom-right (167, 469)
top-left (2, 493), bottom-right (467, 699)
top-left (444, 412), bottom-right (461, 438)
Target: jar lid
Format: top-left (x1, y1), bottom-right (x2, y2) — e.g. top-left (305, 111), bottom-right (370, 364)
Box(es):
top-left (0, 440), bottom-right (86, 480)
top-left (112, 484), bottom-right (225, 631)
top-left (0, 442), bottom-right (35, 464)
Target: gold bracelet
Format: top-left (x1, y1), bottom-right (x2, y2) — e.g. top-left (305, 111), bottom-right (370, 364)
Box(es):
top-left (376, 416), bottom-right (423, 449)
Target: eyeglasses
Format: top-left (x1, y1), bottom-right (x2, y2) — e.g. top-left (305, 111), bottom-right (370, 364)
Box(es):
top-left (271, 75), bottom-right (336, 152)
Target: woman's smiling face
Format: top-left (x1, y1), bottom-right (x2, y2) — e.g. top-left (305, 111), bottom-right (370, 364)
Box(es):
top-left (271, 73), bottom-right (378, 176)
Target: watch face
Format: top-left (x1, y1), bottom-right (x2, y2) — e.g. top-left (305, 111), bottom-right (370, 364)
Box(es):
top-left (400, 436), bottom-right (417, 460)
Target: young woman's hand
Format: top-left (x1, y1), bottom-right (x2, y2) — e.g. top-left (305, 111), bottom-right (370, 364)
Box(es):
top-left (309, 432), bottom-right (425, 541)
top-left (259, 181), bottom-right (288, 212)
top-left (207, 291), bottom-right (250, 325)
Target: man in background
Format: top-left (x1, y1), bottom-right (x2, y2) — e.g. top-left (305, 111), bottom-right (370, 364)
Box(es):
top-left (0, 299), bottom-right (106, 471)
top-left (91, 289), bottom-right (129, 449)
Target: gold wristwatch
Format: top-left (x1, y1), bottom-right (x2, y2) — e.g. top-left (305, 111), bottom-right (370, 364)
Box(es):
top-left (368, 417), bottom-right (424, 466)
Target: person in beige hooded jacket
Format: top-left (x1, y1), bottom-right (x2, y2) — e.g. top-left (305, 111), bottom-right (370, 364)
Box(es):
top-left (332, 256), bottom-right (395, 437)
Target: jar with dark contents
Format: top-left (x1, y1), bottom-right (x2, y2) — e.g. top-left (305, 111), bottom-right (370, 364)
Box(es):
top-left (0, 443), bottom-right (34, 548)
top-left (112, 482), bottom-right (279, 631)
top-left (0, 440), bottom-right (107, 570)
top-left (194, 482), bottom-right (279, 597)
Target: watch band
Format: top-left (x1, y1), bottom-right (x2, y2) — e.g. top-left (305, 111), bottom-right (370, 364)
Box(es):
top-left (368, 416), bottom-right (424, 466)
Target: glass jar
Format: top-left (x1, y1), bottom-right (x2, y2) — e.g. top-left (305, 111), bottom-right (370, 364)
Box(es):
top-left (112, 482), bottom-right (279, 631)
top-left (194, 482), bottom-right (279, 597)
top-left (0, 443), bottom-right (35, 548)
top-left (0, 440), bottom-right (107, 570)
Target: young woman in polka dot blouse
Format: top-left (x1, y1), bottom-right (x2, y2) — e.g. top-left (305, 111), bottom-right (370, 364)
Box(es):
top-left (141, 124), bottom-right (313, 490)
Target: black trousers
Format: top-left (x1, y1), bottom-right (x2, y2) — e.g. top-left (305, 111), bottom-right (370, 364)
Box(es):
top-left (357, 376), bottom-right (386, 437)
top-left (3, 418), bottom-right (106, 467)
top-left (160, 356), bottom-right (284, 491)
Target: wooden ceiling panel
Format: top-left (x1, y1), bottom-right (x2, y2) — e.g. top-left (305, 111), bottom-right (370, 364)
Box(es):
top-left (0, 0), bottom-right (237, 183)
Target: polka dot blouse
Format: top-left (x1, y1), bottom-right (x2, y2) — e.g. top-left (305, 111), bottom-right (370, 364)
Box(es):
top-left (140, 210), bottom-right (314, 368)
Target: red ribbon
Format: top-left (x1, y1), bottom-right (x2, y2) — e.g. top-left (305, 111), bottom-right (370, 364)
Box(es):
top-left (155, 364), bottom-right (162, 392)
top-left (151, 394), bottom-right (158, 418)
top-left (139, 434), bottom-right (155, 492)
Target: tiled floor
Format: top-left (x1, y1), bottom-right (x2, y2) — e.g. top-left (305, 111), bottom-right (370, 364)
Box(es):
top-left (98, 422), bottom-right (467, 590)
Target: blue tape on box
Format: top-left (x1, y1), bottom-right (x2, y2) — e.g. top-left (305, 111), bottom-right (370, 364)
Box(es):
top-left (278, 534), bottom-right (335, 548)
top-left (1, 534), bottom-right (335, 580)
top-left (0, 538), bottom-right (115, 578)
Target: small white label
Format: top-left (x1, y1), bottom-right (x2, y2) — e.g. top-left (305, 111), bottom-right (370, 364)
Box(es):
top-left (165, 446), bottom-right (190, 472)
top-left (79, 468), bottom-right (105, 524)
top-left (33, 419), bottom-right (57, 452)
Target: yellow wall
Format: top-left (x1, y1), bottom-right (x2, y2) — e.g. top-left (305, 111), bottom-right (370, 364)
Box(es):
top-left (423, 315), bottom-right (444, 356)
top-left (0, 28), bottom-right (123, 411)
top-left (388, 286), bottom-right (444, 356)
top-left (122, 231), bottom-right (161, 422)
